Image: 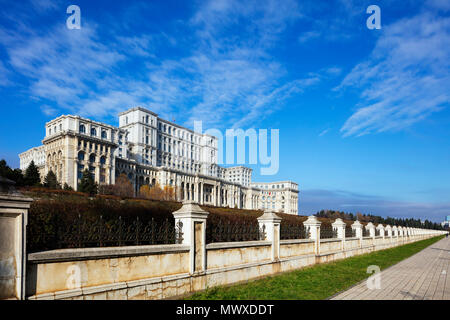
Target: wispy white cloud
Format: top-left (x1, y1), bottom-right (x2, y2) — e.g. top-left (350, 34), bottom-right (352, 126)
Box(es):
top-left (337, 11), bottom-right (450, 137)
top-left (40, 104), bottom-right (57, 116)
top-left (29, 0), bottom-right (62, 12)
top-left (319, 128), bottom-right (330, 137)
top-left (0, 0), bottom-right (329, 129)
top-left (0, 60), bottom-right (11, 85)
top-left (298, 30), bottom-right (321, 43)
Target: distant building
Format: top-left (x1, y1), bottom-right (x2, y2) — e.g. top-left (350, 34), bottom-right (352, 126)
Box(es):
top-left (441, 216), bottom-right (450, 228)
top-left (19, 106), bottom-right (299, 214)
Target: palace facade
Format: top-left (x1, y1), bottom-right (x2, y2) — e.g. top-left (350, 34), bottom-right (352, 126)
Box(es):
top-left (19, 107), bottom-right (299, 214)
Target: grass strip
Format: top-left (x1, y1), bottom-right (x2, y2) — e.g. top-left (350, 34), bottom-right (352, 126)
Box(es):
top-left (187, 235), bottom-right (445, 300)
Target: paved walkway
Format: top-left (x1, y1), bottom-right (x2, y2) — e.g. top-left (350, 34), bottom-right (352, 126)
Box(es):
top-left (331, 236), bottom-right (450, 300)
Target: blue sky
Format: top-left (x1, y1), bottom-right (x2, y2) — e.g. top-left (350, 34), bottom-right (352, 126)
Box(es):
top-left (0, 0), bottom-right (449, 221)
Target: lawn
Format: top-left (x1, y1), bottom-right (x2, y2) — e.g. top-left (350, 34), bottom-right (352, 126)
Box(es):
top-left (187, 235), bottom-right (445, 300)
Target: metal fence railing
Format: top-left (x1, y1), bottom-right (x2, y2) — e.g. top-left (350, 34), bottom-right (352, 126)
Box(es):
top-left (27, 215), bottom-right (182, 252)
top-left (280, 223), bottom-right (310, 240)
top-left (345, 226), bottom-right (356, 238)
top-left (206, 219), bottom-right (266, 244)
top-left (320, 225), bottom-right (337, 239)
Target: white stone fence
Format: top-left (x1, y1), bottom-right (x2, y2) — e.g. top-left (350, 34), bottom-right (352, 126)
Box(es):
top-left (21, 201), bottom-right (448, 300)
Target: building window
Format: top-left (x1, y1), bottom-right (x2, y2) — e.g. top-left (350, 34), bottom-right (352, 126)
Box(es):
top-left (79, 124), bottom-right (86, 133)
top-left (100, 156), bottom-right (106, 165)
top-left (100, 168), bottom-right (106, 183)
top-left (78, 151), bottom-right (85, 161)
top-left (77, 164), bottom-right (85, 179)
top-left (91, 128), bottom-right (97, 136)
top-left (101, 130), bottom-right (107, 139)
top-left (89, 154), bottom-right (96, 163)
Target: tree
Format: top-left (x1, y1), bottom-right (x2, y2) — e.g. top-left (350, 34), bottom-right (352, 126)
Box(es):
top-left (112, 174), bottom-right (134, 198)
top-left (98, 173), bottom-right (134, 198)
top-left (140, 182), bottom-right (165, 200)
top-left (162, 185), bottom-right (177, 201)
top-left (63, 183), bottom-right (73, 191)
top-left (43, 170), bottom-right (60, 189)
top-left (0, 159), bottom-right (24, 186)
top-left (24, 160), bottom-right (41, 186)
top-left (78, 169), bottom-right (97, 195)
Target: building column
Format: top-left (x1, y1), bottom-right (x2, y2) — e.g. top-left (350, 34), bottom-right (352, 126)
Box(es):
top-left (199, 182), bottom-right (204, 205)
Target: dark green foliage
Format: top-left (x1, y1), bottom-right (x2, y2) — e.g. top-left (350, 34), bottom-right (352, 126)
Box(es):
top-left (0, 159), bottom-right (25, 186)
top-left (24, 160), bottom-right (41, 186)
top-left (78, 169), bottom-right (97, 195)
top-left (43, 170), bottom-right (60, 189)
top-left (63, 183), bottom-right (73, 191)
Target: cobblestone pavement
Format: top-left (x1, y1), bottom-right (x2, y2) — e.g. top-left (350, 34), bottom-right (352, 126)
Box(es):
top-left (331, 236), bottom-right (450, 300)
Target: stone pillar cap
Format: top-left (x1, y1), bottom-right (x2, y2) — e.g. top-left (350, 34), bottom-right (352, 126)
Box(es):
top-left (376, 224), bottom-right (384, 229)
top-left (173, 200), bottom-right (209, 218)
top-left (366, 222), bottom-right (375, 229)
top-left (332, 218), bottom-right (346, 227)
top-left (392, 226), bottom-right (398, 230)
top-left (352, 220), bottom-right (363, 228)
top-left (257, 210), bottom-right (282, 222)
top-left (385, 225), bottom-right (392, 229)
top-left (303, 215), bottom-right (321, 226)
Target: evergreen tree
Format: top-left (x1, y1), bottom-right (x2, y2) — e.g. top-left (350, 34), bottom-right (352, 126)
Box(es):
top-left (63, 183), bottom-right (73, 191)
top-left (24, 160), bottom-right (41, 186)
top-left (78, 169), bottom-right (97, 195)
top-left (43, 170), bottom-right (60, 189)
top-left (0, 159), bottom-right (24, 186)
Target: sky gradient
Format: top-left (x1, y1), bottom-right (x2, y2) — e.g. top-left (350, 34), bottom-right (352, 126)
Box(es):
top-left (0, 0), bottom-right (449, 222)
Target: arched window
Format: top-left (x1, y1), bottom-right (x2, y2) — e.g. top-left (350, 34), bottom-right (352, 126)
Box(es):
top-left (89, 154), bottom-right (96, 163)
top-left (91, 128), bottom-right (97, 136)
top-left (100, 156), bottom-right (106, 165)
top-left (79, 124), bottom-right (86, 133)
top-left (78, 151), bottom-right (85, 161)
top-left (101, 130), bottom-right (107, 139)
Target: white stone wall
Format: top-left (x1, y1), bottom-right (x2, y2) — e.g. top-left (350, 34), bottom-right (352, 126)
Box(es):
top-left (19, 145), bottom-right (45, 171)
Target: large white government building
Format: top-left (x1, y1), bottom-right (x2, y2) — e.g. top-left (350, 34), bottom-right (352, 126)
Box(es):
top-left (19, 107), bottom-right (299, 214)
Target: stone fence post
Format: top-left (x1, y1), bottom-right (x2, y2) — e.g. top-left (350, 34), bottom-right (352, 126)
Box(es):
top-left (385, 225), bottom-right (392, 239)
top-left (377, 224), bottom-right (385, 239)
top-left (351, 220), bottom-right (363, 248)
top-left (0, 177), bottom-right (33, 300)
top-left (257, 210), bottom-right (282, 262)
top-left (332, 218), bottom-right (346, 250)
top-left (172, 200), bottom-right (209, 274)
top-left (366, 222), bottom-right (376, 239)
top-left (304, 215), bottom-right (321, 255)
top-left (392, 226), bottom-right (399, 242)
